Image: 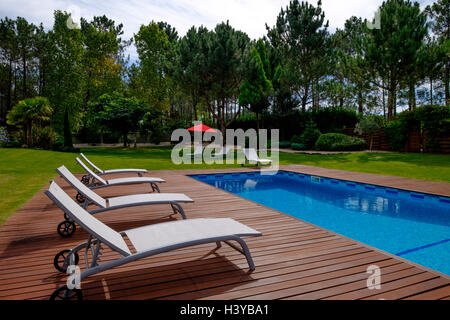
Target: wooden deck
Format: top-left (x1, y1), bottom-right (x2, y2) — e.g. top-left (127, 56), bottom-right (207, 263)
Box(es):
top-left (0, 165), bottom-right (449, 300)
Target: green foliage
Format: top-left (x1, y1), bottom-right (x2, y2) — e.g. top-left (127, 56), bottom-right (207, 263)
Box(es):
top-left (291, 143), bottom-right (307, 150)
top-left (299, 122), bottom-right (321, 150)
top-left (90, 93), bottom-right (150, 147)
top-left (267, 0), bottom-right (330, 111)
top-left (7, 96), bottom-right (52, 146)
top-left (32, 126), bottom-right (57, 150)
top-left (414, 105), bottom-right (450, 151)
top-left (363, 0), bottom-right (428, 119)
top-left (279, 141), bottom-right (291, 149)
top-left (355, 117), bottom-right (382, 150)
top-left (385, 120), bottom-right (407, 151)
top-left (315, 133), bottom-right (367, 151)
top-left (290, 135), bottom-right (302, 144)
top-left (133, 21), bottom-right (170, 110)
top-left (239, 40), bottom-right (273, 128)
top-left (312, 107), bottom-right (359, 133)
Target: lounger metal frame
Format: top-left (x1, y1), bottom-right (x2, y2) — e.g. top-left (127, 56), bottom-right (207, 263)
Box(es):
top-left (45, 184), bottom-right (259, 300)
top-left (55, 166), bottom-right (188, 237)
top-left (76, 157), bottom-right (162, 193)
top-left (242, 149), bottom-right (272, 167)
top-left (80, 153), bottom-right (146, 177)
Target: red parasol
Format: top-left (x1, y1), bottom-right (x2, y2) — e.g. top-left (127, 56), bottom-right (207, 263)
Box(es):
top-left (187, 123), bottom-right (217, 133)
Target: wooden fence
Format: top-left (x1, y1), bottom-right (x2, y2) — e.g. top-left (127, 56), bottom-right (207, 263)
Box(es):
top-left (341, 128), bottom-right (450, 154)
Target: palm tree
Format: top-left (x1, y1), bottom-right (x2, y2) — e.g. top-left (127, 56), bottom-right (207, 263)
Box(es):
top-left (7, 96), bottom-right (53, 146)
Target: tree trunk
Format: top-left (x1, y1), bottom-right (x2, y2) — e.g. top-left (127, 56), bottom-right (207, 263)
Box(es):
top-left (301, 85), bottom-right (309, 112)
top-left (445, 61), bottom-right (449, 107)
top-left (387, 86), bottom-right (396, 121)
top-left (123, 132), bottom-right (128, 148)
top-left (408, 82), bottom-right (416, 110)
top-left (63, 108), bottom-right (73, 148)
top-left (357, 88), bottom-right (363, 114)
top-left (430, 77), bottom-right (433, 106)
top-left (7, 59), bottom-right (12, 112)
top-left (192, 101), bottom-right (198, 121)
top-left (255, 112), bottom-right (260, 132)
top-left (27, 122), bottom-right (32, 147)
top-left (22, 54), bottom-right (27, 98)
top-left (382, 86), bottom-right (386, 120)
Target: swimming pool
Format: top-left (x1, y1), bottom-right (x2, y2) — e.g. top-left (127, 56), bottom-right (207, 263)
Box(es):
top-left (191, 171), bottom-right (450, 275)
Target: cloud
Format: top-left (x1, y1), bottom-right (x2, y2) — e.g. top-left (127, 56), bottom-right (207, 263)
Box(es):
top-left (0, 0), bottom-right (436, 60)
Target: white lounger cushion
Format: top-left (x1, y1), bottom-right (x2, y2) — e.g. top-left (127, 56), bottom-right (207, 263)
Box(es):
top-left (244, 149), bottom-right (272, 163)
top-left (76, 157), bottom-right (165, 186)
top-left (107, 177), bottom-right (165, 185)
top-left (48, 182), bottom-right (131, 255)
top-left (125, 218), bottom-right (261, 253)
top-left (57, 165), bottom-right (107, 208)
top-left (80, 153), bottom-right (148, 175)
top-left (108, 193), bottom-right (193, 208)
top-left (104, 168), bottom-right (148, 174)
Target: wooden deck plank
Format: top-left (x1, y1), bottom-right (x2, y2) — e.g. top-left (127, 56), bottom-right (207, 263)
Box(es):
top-left (0, 165), bottom-right (448, 300)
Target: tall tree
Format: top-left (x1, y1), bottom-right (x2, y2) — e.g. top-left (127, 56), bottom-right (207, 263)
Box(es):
top-left (15, 17), bottom-right (36, 99)
top-left (177, 26), bottom-right (209, 120)
top-left (239, 39), bottom-right (273, 130)
top-left (80, 15), bottom-right (126, 110)
top-left (266, 0), bottom-right (329, 111)
top-left (0, 17), bottom-right (18, 124)
top-left (133, 21), bottom-right (170, 110)
top-left (47, 10), bottom-right (84, 147)
top-left (426, 0), bottom-right (450, 106)
top-left (204, 22), bottom-right (249, 134)
top-left (362, 0), bottom-right (427, 120)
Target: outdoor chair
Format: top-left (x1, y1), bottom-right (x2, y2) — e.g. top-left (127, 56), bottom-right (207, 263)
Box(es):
top-left (54, 165), bottom-right (193, 237)
top-left (45, 181), bottom-right (262, 300)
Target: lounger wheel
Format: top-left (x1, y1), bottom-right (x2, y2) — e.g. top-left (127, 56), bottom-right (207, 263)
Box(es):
top-left (81, 175), bottom-right (90, 185)
top-left (76, 192), bottom-right (85, 203)
top-left (57, 221), bottom-right (76, 237)
top-left (53, 249), bottom-right (79, 272)
top-left (50, 285), bottom-right (83, 300)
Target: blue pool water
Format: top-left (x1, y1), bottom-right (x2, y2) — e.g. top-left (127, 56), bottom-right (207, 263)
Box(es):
top-left (191, 171), bottom-right (450, 275)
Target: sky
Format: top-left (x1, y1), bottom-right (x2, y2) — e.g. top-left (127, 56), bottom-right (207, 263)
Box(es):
top-left (0, 0), bottom-right (436, 60)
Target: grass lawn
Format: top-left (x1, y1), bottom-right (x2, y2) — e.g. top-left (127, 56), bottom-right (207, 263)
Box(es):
top-left (1, 146), bottom-right (449, 226)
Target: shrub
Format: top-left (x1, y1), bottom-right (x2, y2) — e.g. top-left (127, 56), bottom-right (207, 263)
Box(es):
top-left (299, 123), bottom-right (321, 149)
top-left (291, 143), bottom-right (306, 150)
top-left (290, 135), bottom-right (302, 144)
top-left (0, 127), bottom-right (9, 147)
top-left (279, 141), bottom-right (291, 148)
top-left (52, 137), bottom-right (65, 151)
top-left (33, 126), bottom-right (57, 150)
top-left (354, 117), bottom-right (381, 150)
top-left (315, 133), bottom-right (367, 151)
top-left (312, 107), bottom-right (359, 133)
top-left (384, 120), bottom-right (407, 151)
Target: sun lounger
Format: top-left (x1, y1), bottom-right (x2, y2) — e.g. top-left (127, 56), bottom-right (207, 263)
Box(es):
top-left (45, 181), bottom-right (262, 300)
top-left (54, 165), bottom-right (193, 237)
top-left (76, 157), bottom-right (164, 193)
top-left (243, 148), bottom-right (272, 167)
top-left (212, 146), bottom-right (232, 157)
top-left (185, 145), bottom-right (203, 158)
top-left (80, 153), bottom-right (147, 177)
